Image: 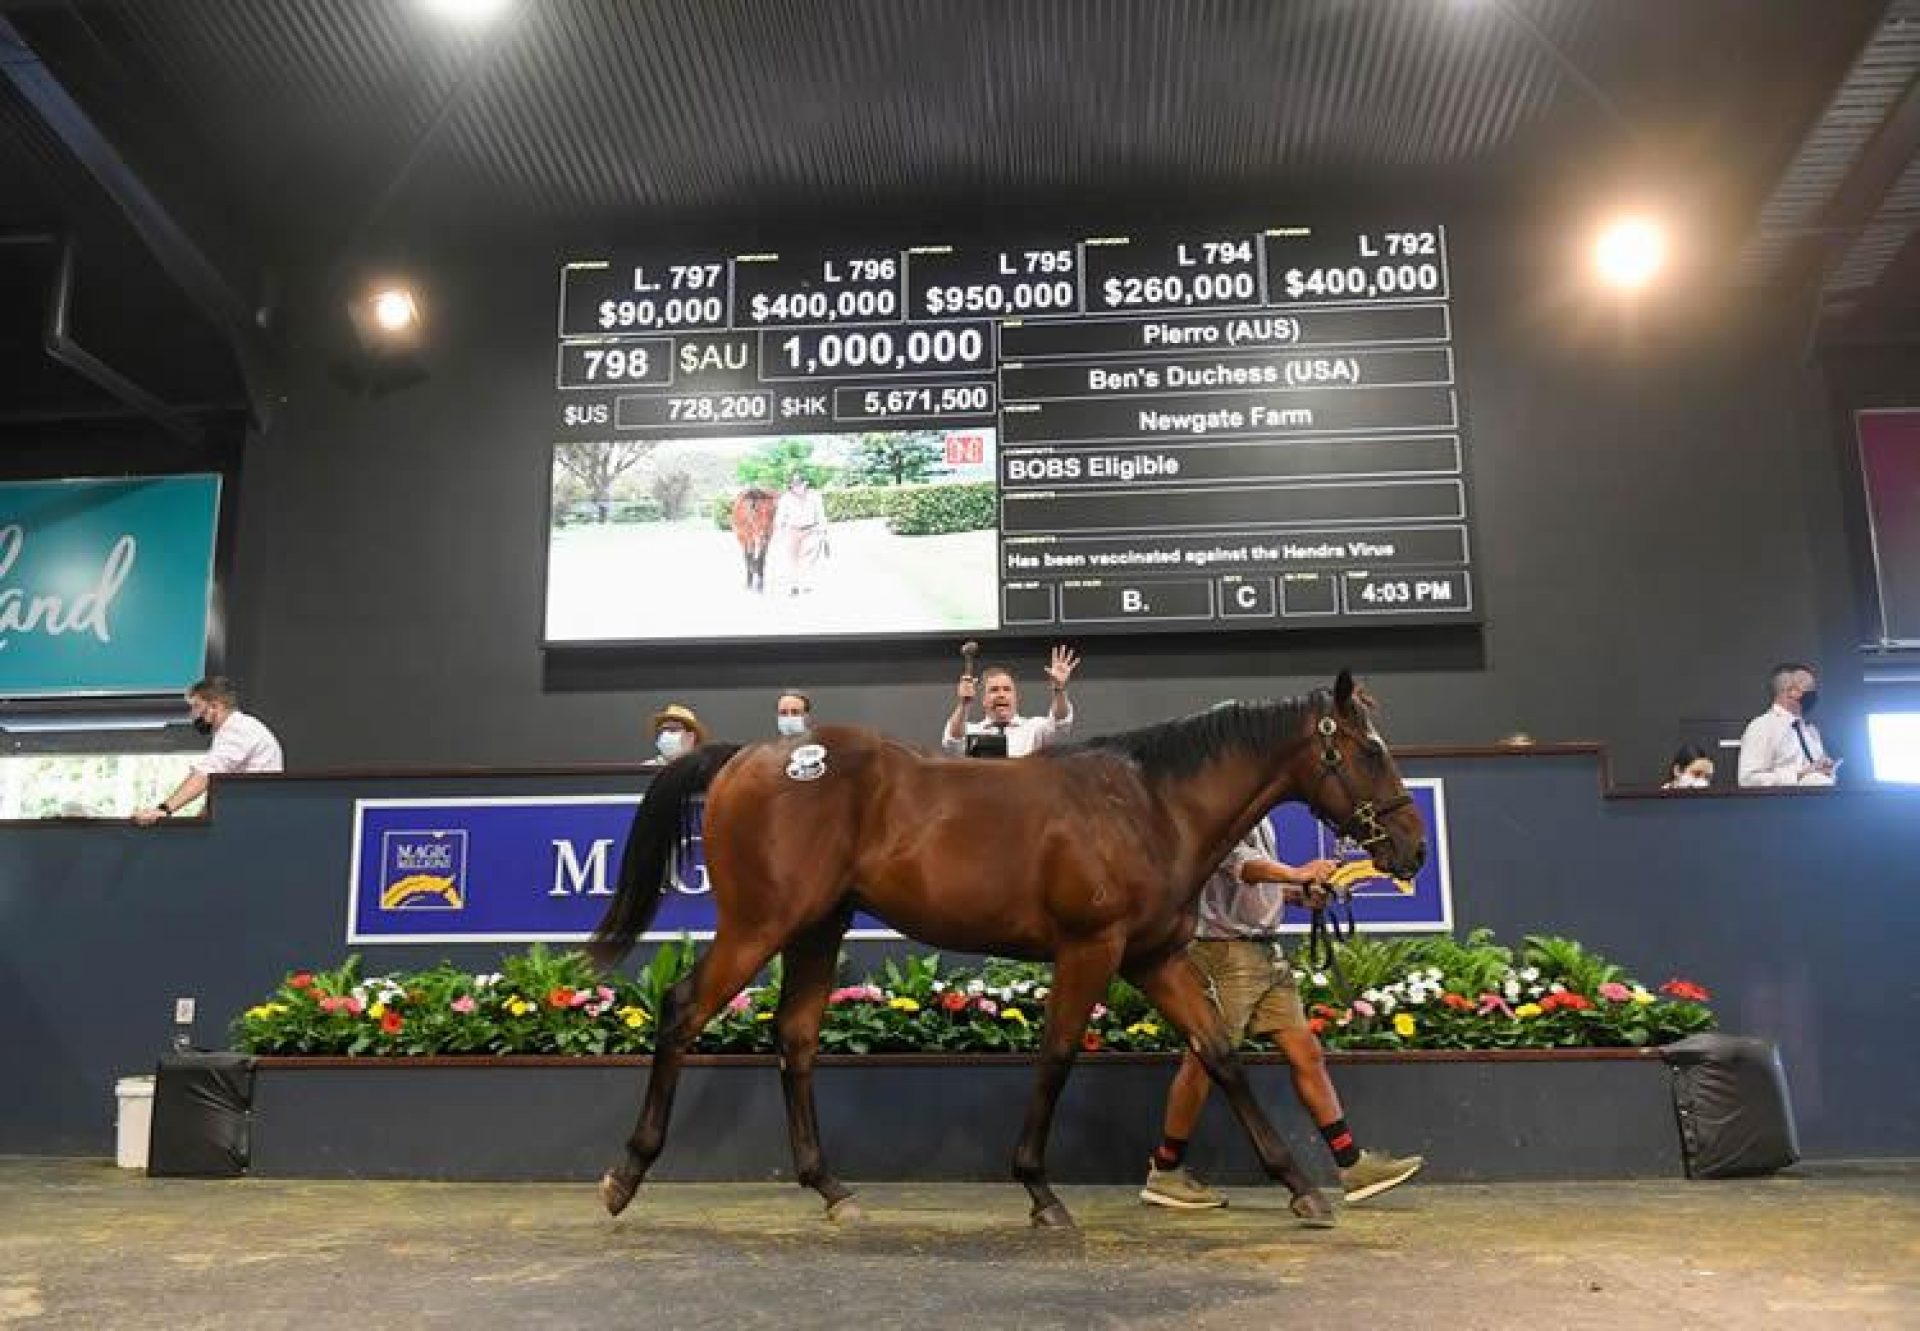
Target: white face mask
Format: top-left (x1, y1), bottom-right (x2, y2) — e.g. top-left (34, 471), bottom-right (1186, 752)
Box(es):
top-left (776, 714), bottom-right (807, 737)
top-left (655, 730), bottom-right (686, 759)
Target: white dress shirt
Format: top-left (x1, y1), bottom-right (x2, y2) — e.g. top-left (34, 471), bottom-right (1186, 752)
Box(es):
top-left (939, 703), bottom-right (1073, 757)
top-left (192, 710), bottom-right (285, 775)
top-left (1737, 704), bottom-right (1830, 787)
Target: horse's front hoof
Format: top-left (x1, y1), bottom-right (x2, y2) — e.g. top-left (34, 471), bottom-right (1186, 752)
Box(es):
top-left (599, 1170), bottom-right (640, 1217)
top-left (1290, 1189), bottom-right (1338, 1229)
top-left (825, 1195), bottom-right (865, 1224)
top-left (1030, 1201), bottom-right (1077, 1230)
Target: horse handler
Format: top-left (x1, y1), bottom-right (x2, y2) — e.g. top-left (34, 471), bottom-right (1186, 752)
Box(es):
top-left (1142, 817), bottom-right (1425, 1210)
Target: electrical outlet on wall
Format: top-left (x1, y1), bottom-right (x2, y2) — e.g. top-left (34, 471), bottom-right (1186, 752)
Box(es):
top-left (173, 997), bottom-right (196, 1025)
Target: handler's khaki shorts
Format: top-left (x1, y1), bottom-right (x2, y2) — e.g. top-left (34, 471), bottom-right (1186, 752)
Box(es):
top-left (1188, 939), bottom-right (1307, 1041)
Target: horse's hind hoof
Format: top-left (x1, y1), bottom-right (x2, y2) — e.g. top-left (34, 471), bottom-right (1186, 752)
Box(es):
top-left (825, 1196), bottom-right (865, 1224)
top-left (599, 1170), bottom-right (639, 1217)
top-left (1030, 1202), bottom-right (1077, 1230)
top-left (1290, 1189), bottom-right (1338, 1229)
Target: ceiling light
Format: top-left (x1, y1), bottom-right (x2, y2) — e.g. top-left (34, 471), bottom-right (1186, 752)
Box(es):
top-left (420, 0), bottom-right (511, 22)
top-left (369, 288), bottom-right (419, 334)
top-left (1593, 218), bottom-right (1665, 291)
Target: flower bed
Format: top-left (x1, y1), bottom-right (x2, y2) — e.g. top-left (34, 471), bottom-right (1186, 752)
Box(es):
top-left (233, 930), bottom-right (1714, 1058)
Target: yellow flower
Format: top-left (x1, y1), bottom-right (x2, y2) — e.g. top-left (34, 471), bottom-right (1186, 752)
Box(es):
top-left (1126, 1020), bottom-right (1161, 1038)
top-left (1002, 1008), bottom-right (1028, 1025)
top-left (888, 997), bottom-right (921, 1013)
top-left (369, 1002), bottom-right (388, 1020)
top-left (1630, 989), bottom-right (1655, 1006)
top-left (617, 1005), bottom-right (650, 1029)
top-left (245, 1004), bottom-right (274, 1021)
top-left (1514, 1002), bottom-right (1543, 1019)
top-left (755, 1011), bottom-right (775, 1022)
top-left (1392, 1013), bottom-right (1416, 1038)
top-left (505, 996), bottom-right (535, 1017)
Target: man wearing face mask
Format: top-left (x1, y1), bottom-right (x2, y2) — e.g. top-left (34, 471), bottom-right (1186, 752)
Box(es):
top-left (775, 691), bottom-right (813, 738)
top-left (644, 703), bottom-right (708, 767)
top-left (133, 677), bottom-right (284, 824)
top-left (1737, 663), bottom-right (1839, 787)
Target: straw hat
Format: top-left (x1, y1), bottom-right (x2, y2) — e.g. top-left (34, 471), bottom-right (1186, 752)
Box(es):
top-left (650, 703), bottom-right (707, 744)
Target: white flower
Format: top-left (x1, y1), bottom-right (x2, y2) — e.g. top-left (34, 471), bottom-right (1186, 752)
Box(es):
top-left (1013, 980), bottom-right (1035, 994)
top-left (1426, 968), bottom-right (1443, 983)
top-left (1362, 988), bottom-right (1383, 1004)
top-left (1502, 980), bottom-right (1521, 1001)
top-left (1310, 973), bottom-right (1328, 988)
top-left (1520, 967), bottom-right (1540, 983)
top-left (1379, 993), bottom-right (1398, 1013)
top-left (1034, 987), bottom-right (1050, 1001)
top-left (931, 980), bottom-right (946, 992)
top-left (966, 980), bottom-right (985, 995)
top-left (1549, 982), bottom-right (1566, 995)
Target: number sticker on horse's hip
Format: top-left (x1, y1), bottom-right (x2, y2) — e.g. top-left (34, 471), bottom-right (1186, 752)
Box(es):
top-left (786, 743), bottom-right (828, 781)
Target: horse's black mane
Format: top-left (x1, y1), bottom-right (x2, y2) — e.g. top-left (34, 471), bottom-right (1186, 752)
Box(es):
top-left (1055, 693), bottom-right (1326, 782)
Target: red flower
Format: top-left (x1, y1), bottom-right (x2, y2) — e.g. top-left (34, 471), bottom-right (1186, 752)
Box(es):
top-left (1538, 993), bottom-right (1564, 1014)
top-left (940, 991), bottom-right (969, 1013)
top-left (379, 1010), bottom-right (404, 1035)
top-left (547, 986), bottom-right (575, 1010)
top-left (1309, 1003), bottom-right (1341, 1019)
top-left (1081, 1030), bottom-right (1102, 1052)
top-left (1441, 993), bottom-right (1475, 1012)
top-left (1661, 979), bottom-right (1711, 1003)
top-left (1559, 993), bottom-right (1593, 1011)
top-left (289, 972), bottom-right (315, 990)
top-left (1308, 1017), bottom-right (1328, 1036)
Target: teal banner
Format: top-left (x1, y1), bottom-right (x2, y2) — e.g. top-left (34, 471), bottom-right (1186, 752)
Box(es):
top-left (0, 475), bottom-right (221, 697)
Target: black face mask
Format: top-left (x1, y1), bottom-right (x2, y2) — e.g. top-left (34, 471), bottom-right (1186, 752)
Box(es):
top-left (1799, 690), bottom-right (1819, 716)
top-left (192, 717), bottom-right (213, 735)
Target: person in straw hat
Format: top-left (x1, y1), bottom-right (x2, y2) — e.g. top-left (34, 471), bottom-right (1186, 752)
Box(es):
top-left (645, 702), bottom-right (707, 766)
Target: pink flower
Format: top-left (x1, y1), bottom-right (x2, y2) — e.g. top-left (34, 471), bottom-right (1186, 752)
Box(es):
top-left (1599, 982), bottom-right (1632, 1003)
top-left (450, 995), bottom-right (477, 1014)
top-left (975, 998), bottom-right (999, 1016)
top-left (319, 995), bottom-right (346, 1014)
top-left (343, 996), bottom-right (366, 1016)
top-left (1476, 993), bottom-right (1513, 1019)
top-left (596, 985), bottom-right (615, 1003)
top-left (1090, 1004), bottom-right (1108, 1020)
top-left (727, 992), bottom-right (753, 1014)
top-left (1351, 999), bottom-right (1377, 1018)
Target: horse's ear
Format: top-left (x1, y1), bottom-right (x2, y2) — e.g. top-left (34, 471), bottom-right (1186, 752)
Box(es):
top-left (1334, 669), bottom-right (1357, 715)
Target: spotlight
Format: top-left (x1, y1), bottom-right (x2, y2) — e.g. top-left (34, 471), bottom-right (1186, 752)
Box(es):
top-left (369, 287), bottom-right (419, 334)
top-left (420, 0), bottom-right (511, 21)
top-left (1593, 218), bottom-right (1665, 291)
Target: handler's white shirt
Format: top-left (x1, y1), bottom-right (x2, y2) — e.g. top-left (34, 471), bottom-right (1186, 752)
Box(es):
top-left (192, 710), bottom-right (285, 776)
top-left (1737, 704), bottom-right (1830, 787)
top-left (940, 705), bottom-right (1073, 758)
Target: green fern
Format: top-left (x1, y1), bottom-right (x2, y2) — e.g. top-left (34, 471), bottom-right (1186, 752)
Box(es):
top-left (1521, 934), bottom-right (1625, 995)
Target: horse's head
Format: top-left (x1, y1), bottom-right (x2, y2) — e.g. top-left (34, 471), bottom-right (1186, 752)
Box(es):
top-left (1292, 670), bottom-right (1427, 880)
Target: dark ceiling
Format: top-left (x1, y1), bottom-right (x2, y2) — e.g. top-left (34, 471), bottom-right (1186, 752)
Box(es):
top-left (0, 0), bottom-right (1915, 428)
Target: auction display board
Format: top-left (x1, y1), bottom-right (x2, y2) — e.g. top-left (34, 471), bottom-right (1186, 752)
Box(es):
top-left (546, 224), bottom-right (1473, 644)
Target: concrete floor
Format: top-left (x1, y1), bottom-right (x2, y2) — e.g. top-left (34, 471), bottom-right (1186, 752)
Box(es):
top-left (1, 1159), bottom-right (1916, 1329)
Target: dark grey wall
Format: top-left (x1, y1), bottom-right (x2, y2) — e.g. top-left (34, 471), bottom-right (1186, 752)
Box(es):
top-left (214, 216), bottom-right (1856, 784)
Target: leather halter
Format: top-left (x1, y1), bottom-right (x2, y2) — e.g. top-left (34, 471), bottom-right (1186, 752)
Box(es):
top-left (1312, 714), bottom-right (1413, 855)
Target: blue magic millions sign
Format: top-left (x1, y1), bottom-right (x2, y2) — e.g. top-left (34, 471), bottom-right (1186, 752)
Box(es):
top-left (0, 475), bottom-right (221, 697)
top-left (348, 780), bottom-right (1452, 944)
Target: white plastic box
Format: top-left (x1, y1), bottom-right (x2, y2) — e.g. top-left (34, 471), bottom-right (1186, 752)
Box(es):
top-left (114, 1075), bottom-right (154, 1170)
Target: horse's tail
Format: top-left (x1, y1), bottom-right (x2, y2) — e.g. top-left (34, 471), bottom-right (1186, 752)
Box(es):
top-left (589, 743), bottom-right (743, 967)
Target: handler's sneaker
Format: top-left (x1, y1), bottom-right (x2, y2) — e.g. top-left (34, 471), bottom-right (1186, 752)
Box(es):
top-left (1339, 1149), bottom-right (1425, 1203)
top-left (1140, 1162), bottom-right (1226, 1210)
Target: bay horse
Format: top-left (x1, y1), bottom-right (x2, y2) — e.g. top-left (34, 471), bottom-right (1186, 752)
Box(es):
top-left (730, 488), bottom-right (777, 592)
top-left (590, 671), bottom-right (1425, 1229)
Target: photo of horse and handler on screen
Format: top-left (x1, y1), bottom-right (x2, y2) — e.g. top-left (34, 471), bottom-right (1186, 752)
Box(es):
top-left (544, 430), bottom-right (1000, 642)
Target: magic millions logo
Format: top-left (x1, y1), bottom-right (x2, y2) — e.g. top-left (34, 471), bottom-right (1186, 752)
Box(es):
top-left (378, 830), bottom-right (469, 911)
